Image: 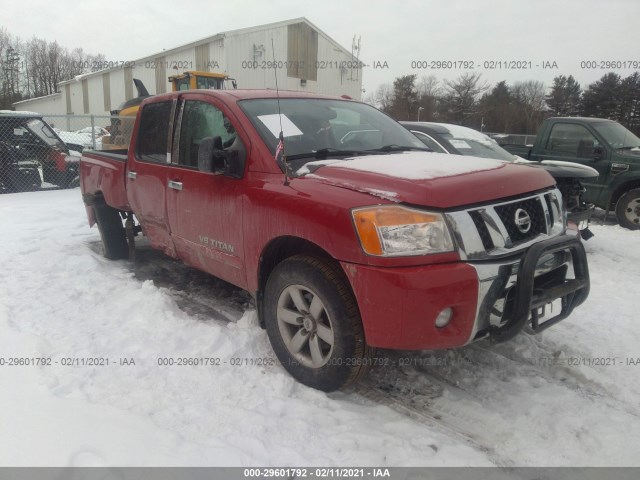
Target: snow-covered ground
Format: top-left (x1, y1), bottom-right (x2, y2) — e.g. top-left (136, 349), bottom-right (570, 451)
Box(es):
top-left (1, 189), bottom-right (639, 467)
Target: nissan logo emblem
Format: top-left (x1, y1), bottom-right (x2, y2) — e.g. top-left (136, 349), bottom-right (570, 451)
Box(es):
top-left (514, 208), bottom-right (532, 233)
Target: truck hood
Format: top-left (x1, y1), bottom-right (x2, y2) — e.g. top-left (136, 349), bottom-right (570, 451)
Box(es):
top-left (514, 157), bottom-right (599, 178)
top-left (300, 151), bottom-right (555, 208)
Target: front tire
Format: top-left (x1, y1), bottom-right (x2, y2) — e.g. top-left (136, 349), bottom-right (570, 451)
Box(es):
top-left (263, 255), bottom-right (373, 391)
top-left (616, 188), bottom-right (640, 230)
top-left (93, 202), bottom-right (129, 259)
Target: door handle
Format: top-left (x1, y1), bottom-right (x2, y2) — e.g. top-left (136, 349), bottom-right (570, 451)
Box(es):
top-left (127, 171), bottom-right (137, 180)
top-left (168, 180), bottom-right (183, 191)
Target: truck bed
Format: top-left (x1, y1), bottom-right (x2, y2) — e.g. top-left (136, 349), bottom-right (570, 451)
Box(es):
top-left (80, 150), bottom-right (130, 221)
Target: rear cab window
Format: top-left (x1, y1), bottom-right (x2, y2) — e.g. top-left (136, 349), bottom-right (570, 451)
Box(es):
top-left (136, 101), bottom-right (174, 163)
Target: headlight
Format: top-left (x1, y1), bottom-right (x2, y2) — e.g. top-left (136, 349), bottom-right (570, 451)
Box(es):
top-left (352, 205), bottom-right (454, 256)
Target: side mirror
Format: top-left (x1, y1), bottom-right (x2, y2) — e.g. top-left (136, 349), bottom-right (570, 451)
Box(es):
top-left (593, 146), bottom-right (605, 161)
top-left (197, 136), bottom-right (246, 178)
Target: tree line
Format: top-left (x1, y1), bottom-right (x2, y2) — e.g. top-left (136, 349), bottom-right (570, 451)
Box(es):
top-left (2, 23), bottom-right (639, 135)
top-left (366, 72), bottom-right (640, 135)
top-left (0, 27), bottom-right (105, 109)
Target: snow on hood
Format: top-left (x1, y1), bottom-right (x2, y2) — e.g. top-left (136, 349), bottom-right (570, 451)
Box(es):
top-left (325, 151), bottom-right (505, 180)
top-left (298, 151), bottom-right (554, 208)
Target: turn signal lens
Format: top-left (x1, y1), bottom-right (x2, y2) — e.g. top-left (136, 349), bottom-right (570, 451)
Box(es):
top-left (352, 205), bottom-right (454, 257)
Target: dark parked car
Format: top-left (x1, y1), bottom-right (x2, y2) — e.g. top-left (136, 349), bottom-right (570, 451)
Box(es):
top-left (401, 121), bottom-right (598, 236)
top-left (0, 111), bottom-right (79, 192)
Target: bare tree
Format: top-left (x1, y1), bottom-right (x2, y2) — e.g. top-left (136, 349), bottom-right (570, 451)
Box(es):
top-left (513, 80), bottom-right (547, 133)
top-left (414, 75), bottom-right (440, 121)
top-left (369, 82), bottom-right (394, 114)
top-left (0, 26), bottom-right (107, 105)
top-left (0, 28), bottom-right (24, 108)
top-left (440, 73), bottom-right (489, 125)
top-left (416, 75), bottom-right (441, 98)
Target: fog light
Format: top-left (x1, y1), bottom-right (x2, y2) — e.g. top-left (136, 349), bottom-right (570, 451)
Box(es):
top-left (435, 307), bottom-right (453, 328)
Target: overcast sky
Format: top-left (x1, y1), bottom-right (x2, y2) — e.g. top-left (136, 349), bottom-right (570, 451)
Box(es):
top-left (4, 0), bottom-right (639, 95)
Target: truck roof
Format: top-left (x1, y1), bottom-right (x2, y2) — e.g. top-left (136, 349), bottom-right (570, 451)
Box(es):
top-left (546, 116), bottom-right (616, 124)
top-left (149, 89), bottom-right (356, 103)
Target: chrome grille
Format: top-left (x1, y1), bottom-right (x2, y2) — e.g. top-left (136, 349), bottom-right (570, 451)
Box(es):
top-left (494, 197), bottom-right (546, 244)
top-left (446, 189), bottom-right (564, 260)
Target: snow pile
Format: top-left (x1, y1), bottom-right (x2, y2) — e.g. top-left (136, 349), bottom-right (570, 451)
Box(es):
top-left (1, 190), bottom-right (640, 467)
top-left (0, 190), bottom-right (488, 467)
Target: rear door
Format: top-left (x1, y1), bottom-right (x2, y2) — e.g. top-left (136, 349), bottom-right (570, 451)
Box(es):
top-left (127, 99), bottom-right (177, 257)
top-left (530, 122), bottom-right (610, 205)
top-left (165, 95), bottom-right (248, 288)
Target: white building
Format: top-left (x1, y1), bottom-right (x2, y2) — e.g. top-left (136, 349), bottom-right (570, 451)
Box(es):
top-left (13, 18), bottom-right (364, 116)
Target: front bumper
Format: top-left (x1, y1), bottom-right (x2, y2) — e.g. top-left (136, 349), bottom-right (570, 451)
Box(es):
top-left (341, 234), bottom-right (589, 350)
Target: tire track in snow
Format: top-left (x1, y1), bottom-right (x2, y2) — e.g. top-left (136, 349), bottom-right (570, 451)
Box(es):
top-left (94, 239), bottom-right (640, 466)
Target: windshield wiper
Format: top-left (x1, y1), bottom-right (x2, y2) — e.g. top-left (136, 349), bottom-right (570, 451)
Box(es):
top-left (368, 144), bottom-right (433, 153)
top-left (287, 148), bottom-right (372, 160)
top-left (617, 146), bottom-right (640, 151)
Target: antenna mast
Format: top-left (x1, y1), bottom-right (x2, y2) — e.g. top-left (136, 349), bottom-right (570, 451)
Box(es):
top-left (271, 38), bottom-right (289, 186)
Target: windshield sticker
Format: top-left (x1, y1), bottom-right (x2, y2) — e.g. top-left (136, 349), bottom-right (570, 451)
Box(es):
top-left (257, 114), bottom-right (303, 138)
top-left (450, 139), bottom-right (472, 149)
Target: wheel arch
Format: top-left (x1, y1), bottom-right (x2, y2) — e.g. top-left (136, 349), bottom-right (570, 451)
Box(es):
top-left (256, 236), bottom-right (343, 328)
top-left (82, 190), bottom-right (106, 227)
top-left (610, 178), bottom-right (640, 208)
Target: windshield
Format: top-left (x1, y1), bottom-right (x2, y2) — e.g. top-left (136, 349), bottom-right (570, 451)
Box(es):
top-left (438, 124), bottom-right (516, 161)
top-left (593, 122), bottom-right (640, 149)
top-left (25, 118), bottom-right (66, 148)
top-left (410, 131), bottom-right (447, 153)
top-left (239, 98), bottom-right (426, 167)
top-left (196, 76), bottom-right (225, 90)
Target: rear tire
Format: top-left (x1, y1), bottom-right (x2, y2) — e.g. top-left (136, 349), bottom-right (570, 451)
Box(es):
top-left (615, 188), bottom-right (640, 230)
top-left (93, 202), bottom-right (129, 259)
top-left (263, 255), bottom-right (373, 392)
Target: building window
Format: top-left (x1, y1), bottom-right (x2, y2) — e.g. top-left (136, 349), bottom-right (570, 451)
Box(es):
top-left (287, 23), bottom-right (318, 82)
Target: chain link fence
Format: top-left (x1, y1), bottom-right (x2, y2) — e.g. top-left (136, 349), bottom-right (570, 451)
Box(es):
top-left (2, 113), bottom-right (541, 195)
top-left (1, 113), bottom-right (134, 194)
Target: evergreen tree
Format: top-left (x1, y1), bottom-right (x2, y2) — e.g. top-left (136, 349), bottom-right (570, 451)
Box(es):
top-left (477, 81), bottom-right (515, 132)
top-left (546, 75), bottom-right (581, 116)
top-left (619, 72), bottom-right (640, 134)
top-left (388, 74), bottom-right (418, 121)
top-left (581, 72), bottom-right (622, 119)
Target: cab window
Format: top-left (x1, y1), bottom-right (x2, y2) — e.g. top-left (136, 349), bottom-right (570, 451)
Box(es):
top-left (177, 101), bottom-right (237, 168)
top-left (136, 101), bottom-right (173, 162)
top-left (175, 78), bottom-right (190, 91)
top-left (546, 123), bottom-right (600, 158)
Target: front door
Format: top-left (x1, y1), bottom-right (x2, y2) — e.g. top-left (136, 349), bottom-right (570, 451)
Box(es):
top-left (531, 122), bottom-right (610, 205)
top-left (165, 96), bottom-right (247, 289)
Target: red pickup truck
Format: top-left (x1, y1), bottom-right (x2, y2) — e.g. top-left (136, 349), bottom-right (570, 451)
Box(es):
top-left (80, 90), bottom-right (590, 391)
